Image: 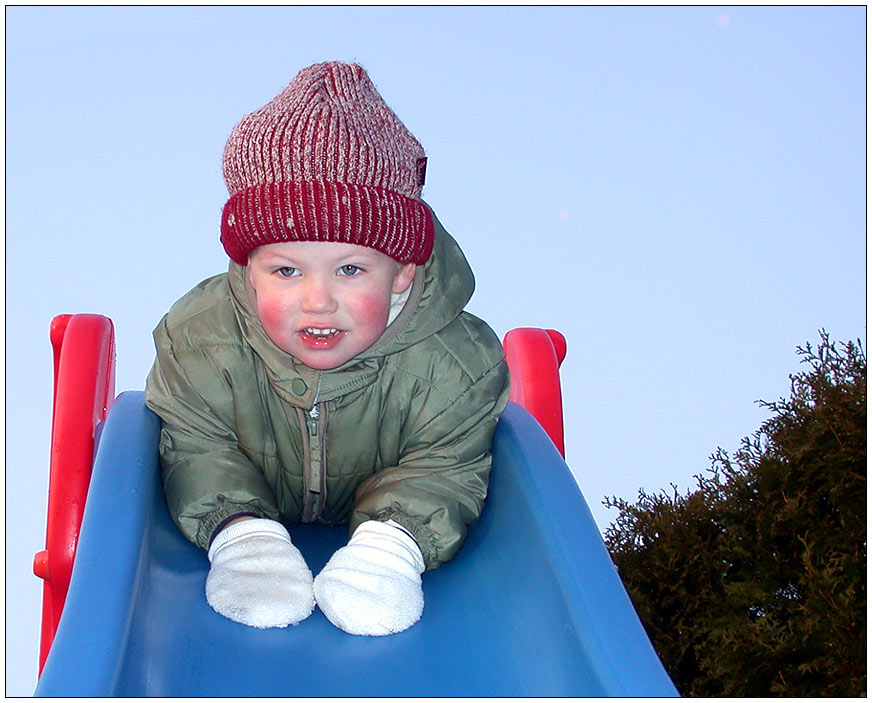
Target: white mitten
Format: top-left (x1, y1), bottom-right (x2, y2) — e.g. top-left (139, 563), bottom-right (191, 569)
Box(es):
top-left (314, 520), bottom-right (426, 636)
top-left (205, 518), bottom-right (315, 628)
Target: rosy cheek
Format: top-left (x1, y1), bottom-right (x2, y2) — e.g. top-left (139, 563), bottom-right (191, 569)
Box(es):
top-left (257, 298), bottom-right (288, 336)
top-left (351, 294), bottom-right (390, 328)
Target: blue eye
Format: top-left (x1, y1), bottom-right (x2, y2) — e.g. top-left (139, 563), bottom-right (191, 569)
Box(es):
top-left (277, 267), bottom-right (299, 277)
top-left (339, 265), bottom-right (362, 276)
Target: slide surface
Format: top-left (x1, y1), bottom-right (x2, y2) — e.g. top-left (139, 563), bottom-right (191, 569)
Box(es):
top-left (35, 391), bottom-right (677, 697)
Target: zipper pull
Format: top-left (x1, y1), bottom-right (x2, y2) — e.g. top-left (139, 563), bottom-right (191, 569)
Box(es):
top-left (307, 410), bottom-right (321, 493)
top-left (309, 373), bottom-right (322, 420)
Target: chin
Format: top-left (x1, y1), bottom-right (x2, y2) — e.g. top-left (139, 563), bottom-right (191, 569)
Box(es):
top-left (302, 357), bottom-right (344, 370)
top-left (293, 350), bottom-right (351, 370)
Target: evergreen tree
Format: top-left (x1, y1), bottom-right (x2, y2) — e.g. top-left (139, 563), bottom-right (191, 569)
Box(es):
top-left (604, 332), bottom-right (866, 696)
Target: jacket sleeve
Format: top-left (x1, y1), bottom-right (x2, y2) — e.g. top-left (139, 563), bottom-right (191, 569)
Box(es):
top-left (349, 342), bottom-right (510, 570)
top-left (145, 316), bottom-right (280, 549)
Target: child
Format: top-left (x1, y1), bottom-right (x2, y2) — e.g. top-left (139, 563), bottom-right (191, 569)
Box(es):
top-left (145, 61), bottom-right (509, 636)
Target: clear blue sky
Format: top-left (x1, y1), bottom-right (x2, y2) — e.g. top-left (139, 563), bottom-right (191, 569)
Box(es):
top-left (6, 6), bottom-right (865, 695)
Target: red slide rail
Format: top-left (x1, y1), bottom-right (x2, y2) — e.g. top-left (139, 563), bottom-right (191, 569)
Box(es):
top-left (502, 328), bottom-right (567, 457)
top-left (33, 314), bottom-right (116, 673)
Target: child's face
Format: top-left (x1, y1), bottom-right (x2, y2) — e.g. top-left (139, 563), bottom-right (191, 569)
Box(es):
top-left (248, 241), bottom-right (417, 370)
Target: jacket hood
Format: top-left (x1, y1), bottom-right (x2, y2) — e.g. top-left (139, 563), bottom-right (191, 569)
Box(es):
top-left (227, 205), bottom-right (475, 406)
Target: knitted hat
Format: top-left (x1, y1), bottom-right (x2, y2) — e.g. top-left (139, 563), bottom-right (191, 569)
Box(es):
top-left (220, 62), bottom-right (433, 265)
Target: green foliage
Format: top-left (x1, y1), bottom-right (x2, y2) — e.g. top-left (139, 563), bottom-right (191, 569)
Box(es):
top-left (604, 332), bottom-right (866, 697)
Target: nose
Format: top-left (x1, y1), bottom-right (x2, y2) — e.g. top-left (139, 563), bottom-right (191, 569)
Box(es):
top-left (300, 275), bottom-right (338, 314)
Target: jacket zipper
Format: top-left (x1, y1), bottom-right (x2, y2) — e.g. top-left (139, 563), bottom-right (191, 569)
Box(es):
top-left (301, 378), bottom-right (327, 523)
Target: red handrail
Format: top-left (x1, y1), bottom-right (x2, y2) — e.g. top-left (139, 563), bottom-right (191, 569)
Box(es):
top-left (502, 328), bottom-right (567, 457)
top-left (33, 314), bottom-right (116, 673)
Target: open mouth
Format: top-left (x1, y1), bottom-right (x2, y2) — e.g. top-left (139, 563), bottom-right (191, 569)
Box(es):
top-left (299, 327), bottom-right (345, 349)
top-left (303, 327), bottom-right (340, 338)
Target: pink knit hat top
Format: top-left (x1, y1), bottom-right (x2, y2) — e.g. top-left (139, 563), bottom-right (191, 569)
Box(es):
top-left (221, 62), bottom-right (433, 265)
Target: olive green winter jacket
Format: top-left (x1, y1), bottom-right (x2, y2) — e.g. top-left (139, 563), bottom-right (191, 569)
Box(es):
top-left (145, 210), bottom-right (509, 569)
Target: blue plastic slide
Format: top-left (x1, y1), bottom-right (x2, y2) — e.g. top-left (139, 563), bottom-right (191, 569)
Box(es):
top-left (35, 391), bottom-right (677, 696)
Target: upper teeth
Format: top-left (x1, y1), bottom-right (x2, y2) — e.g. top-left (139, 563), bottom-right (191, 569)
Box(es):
top-left (306, 328), bottom-right (337, 336)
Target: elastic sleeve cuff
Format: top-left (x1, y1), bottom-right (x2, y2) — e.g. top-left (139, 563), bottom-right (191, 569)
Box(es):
top-left (376, 511), bottom-right (439, 570)
top-left (209, 512), bottom-right (262, 547)
top-left (195, 502), bottom-right (270, 549)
